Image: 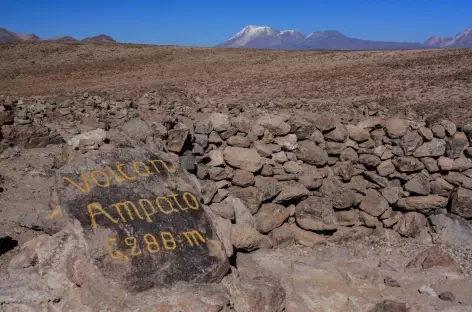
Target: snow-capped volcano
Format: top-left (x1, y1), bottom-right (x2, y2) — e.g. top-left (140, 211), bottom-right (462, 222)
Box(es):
top-left (218, 25), bottom-right (306, 48)
top-left (218, 25), bottom-right (472, 50)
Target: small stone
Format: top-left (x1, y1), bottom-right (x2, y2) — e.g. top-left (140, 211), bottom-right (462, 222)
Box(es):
top-left (392, 157), bottom-right (424, 172)
top-left (385, 117), bottom-right (408, 138)
top-left (383, 211), bottom-right (402, 228)
top-left (274, 134), bottom-right (298, 151)
top-left (370, 300), bottom-right (407, 312)
top-left (451, 187), bottom-right (472, 219)
top-left (339, 147), bottom-right (358, 162)
top-left (213, 189), bottom-right (229, 203)
top-left (381, 148), bottom-right (394, 160)
top-left (418, 285), bottom-right (437, 297)
top-left (255, 203), bottom-right (290, 233)
top-left (209, 203), bottom-right (235, 220)
top-left (404, 172), bottom-right (430, 195)
top-left (438, 156), bottom-right (454, 171)
top-left (400, 131), bottom-right (423, 156)
top-left (413, 138), bottom-right (446, 157)
top-left (194, 134), bottom-right (209, 149)
top-left (209, 113), bottom-right (231, 132)
top-left (382, 187), bottom-right (403, 204)
top-left (441, 120), bottom-right (457, 136)
top-left (208, 131), bottom-right (223, 144)
top-left (289, 223), bottom-right (327, 247)
top-left (272, 151), bottom-right (288, 164)
top-left (420, 157), bottom-right (439, 173)
top-left (298, 164), bottom-right (324, 189)
top-left (325, 142), bottom-right (346, 155)
top-left (314, 113), bottom-right (337, 132)
top-left (283, 160), bottom-right (301, 174)
top-left (254, 141), bottom-right (281, 157)
top-left (274, 182), bottom-right (310, 204)
top-left (208, 166), bottom-right (233, 181)
top-left (364, 171), bottom-right (388, 187)
top-left (227, 186), bottom-right (263, 214)
top-left (260, 164), bottom-right (274, 176)
top-left (223, 147), bottom-right (262, 172)
top-left (309, 129), bottom-right (325, 143)
top-left (377, 160), bottom-right (395, 176)
top-left (452, 157), bottom-right (472, 171)
top-left (226, 135), bottom-right (251, 148)
top-left (384, 277), bottom-right (401, 287)
top-left (295, 140), bottom-right (328, 166)
top-left (270, 223), bottom-right (294, 248)
top-left (430, 178), bottom-right (454, 197)
top-left (232, 169), bottom-right (255, 187)
top-left (371, 128), bottom-right (386, 141)
top-left (418, 126), bottom-right (433, 141)
top-left (359, 211), bottom-right (380, 228)
top-left (231, 226), bottom-right (273, 251)
top-left (396, 195), bottom-right (448, 212)
top-left (358, 154), bottom-right (381, 169)
top-left (346, 124), bottom-right (370, 142)
top-left (359, 189), bottom-right (389, 217)
top-left (254, 176), bottom-right (282, 201)
top-left (207, 150), bottom-right (225, 167)
top-left (446, 132), bottom-right (469, 159)
top-left (396, 212), bottom-right (427, 237)
top-left (324, 123), bottom-right (348, 142)
top-left (256, 114), bottom-right (290, 136)
top-left (194, 119), bottom-right (213, 134)
top-left (431, 124), bottom-right (446, 138)
top-left (438, 291), bottom-right (455, 301)
top-left (295, 196), bottom-right (337, 231)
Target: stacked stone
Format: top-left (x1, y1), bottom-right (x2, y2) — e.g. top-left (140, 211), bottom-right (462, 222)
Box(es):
top-left (118, 110), bottom-right (472, 255)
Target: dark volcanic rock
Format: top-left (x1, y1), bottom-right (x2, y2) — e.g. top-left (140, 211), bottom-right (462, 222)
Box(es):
top-left (55, 148), bottom-right (229, 292)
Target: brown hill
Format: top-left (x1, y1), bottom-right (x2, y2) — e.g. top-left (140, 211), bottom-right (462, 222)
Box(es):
top-left (82, 34), bottom-right (116, 43)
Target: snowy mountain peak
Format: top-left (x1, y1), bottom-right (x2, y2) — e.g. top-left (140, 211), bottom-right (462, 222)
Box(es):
top-left (229, 25), bottom-right (278, 40)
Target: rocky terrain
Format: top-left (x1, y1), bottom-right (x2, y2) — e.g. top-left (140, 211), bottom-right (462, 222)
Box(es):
top-left (0, 28), bottom-right (115, 44)
top-left (0, 43), bottom-right (472, 311)
top-left (0, 89), bottom-right (472, 311)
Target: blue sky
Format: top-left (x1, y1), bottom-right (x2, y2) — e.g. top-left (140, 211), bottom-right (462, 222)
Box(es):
top-left (1, 0), bottom-right (471, 46)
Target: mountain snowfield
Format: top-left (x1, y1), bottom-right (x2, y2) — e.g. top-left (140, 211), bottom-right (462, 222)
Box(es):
top-left (218, 25), bottom-right (472, 50)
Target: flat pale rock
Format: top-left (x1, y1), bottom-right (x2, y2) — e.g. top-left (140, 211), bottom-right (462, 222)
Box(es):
top-left (223, 146), bottom-right (262, 172)
top-left (396, 195), bottom-right (448, 212)
top-left (55, 148), bottom-right (228, 292)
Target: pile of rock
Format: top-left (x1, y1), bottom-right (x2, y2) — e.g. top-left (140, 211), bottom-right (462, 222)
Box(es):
top-left (89, 110), bottom-right (472, 254)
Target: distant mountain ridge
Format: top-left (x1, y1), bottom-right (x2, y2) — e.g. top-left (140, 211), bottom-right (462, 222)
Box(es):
top-left (0, 28), bottom-right (116, 44)
top-left (218, 25), bottom-right (472, 50)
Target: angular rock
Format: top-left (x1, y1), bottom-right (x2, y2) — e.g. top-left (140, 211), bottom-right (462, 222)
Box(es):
top-left (254, 176), bottom-right (282, 201)
top-left (228, 186), bottom-right (263, 214)
top-left (167, 128), bottom-right (189, 153)
top-left (430, 178), bottom-right (454, 197)
top-left (325, 142), bottom-right (346, 155)
top-left (295, 140), bottom-right (328, 166)
top-left (396, 212), bottom-right (427, 237)
top-left (383, 211), bottom-right (402, 228)
top-left (443, 171), bottom-right (472, 189)
top-left (324, 123), bottom-right (348, 142)
top-left (314, 113), bottom-right (337, 132)
top-left (431, 124), bottom-right (446, 139)
top-left (272, 151), bottom-right (288, 164)
top-left (231, 226), bottom-right (273, 251)
top-left (208, 131), bottom-right (223, 144)
top-left (194, 118), bottom-right (213, 134)
top-left (418, 126), bottom-right (434, 141)
top-left (55, 148), bottom-right (228, 292)
top-left (442, 120), bottom-right (457, 136)
top-left (209, 113), bottom-right (231, 132)
top-left (120, 118), bottom-right (153, 142)
top-left (400, 131), bottom-right (423, 156)
top-left (223, 147), bottom-right (262, 172)
top-left (340, 147), bottom-right (358, 162)
top-left (270, 223), bottom-right (295, 248)
top-left (208, 166), bottom-right (233, 181)
top-left (255, 203), bottom-right (290, 234)
top-left (381, 186), bottom-right (403, 204)
top-left (452, 157), bottom-right (472, 171)
top-left (320, 178), bottom-right (358, 209)
top-left (274, 134), bottom-right (298, 151)
top-left (256, 114), bottom-right (290, 136)
top-left (359, 189), bottom-right (389, 217)
top-left (429, 213), bottom-right (472, 246)
top-left (450, 187), bottom-right (472, 219)
top-left (225, 196), bottom-right (256, 228)
top-left (421, 157), bottom-right (439, 173)
top-left (396, 195), bottom-right (448, 212)
top-left (283, 161), bottom-right (300, 174)
top-left (289, 223), bottom-right (327, 247)
top-left (254, 141), bottom-right (281, 157)
top-left (446, 132), bottom-right (469, 159)
top-left (358, 154), bottom-right (381, 169)
top-left (295, 196), bottom-right (337, 231)
top-left (288, 115), bottom-right (316, 140)
top-left (209, 203), bottom-right (235, 220)
top-left (333, 161), bottom-right (354, 181)
top-left (392, 156), bottom-right (424, 172)
top-left (359, 210), bottom-right (380, 228)
top-left (406, 246), bottom-right (462, 273)
top-left (413, 138), bottom-right (446, 157)
top-left (68, 128), bottom-right (106, 150)
top-left (404, 172), bottom-right (430, 195)
top-left (232, 169), bottom-right (255, 187)
top-left (274, 182), bottom-right (309, 204)
top-left (364, 171), bottom-right (389, 187)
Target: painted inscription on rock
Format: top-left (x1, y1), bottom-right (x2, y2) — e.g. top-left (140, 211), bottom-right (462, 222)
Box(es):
top-left (55, 148), bottom-right (229, 292)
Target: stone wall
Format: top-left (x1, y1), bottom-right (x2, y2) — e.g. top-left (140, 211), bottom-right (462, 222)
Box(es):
top-left (1, 93), bottom-right (472, 254)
